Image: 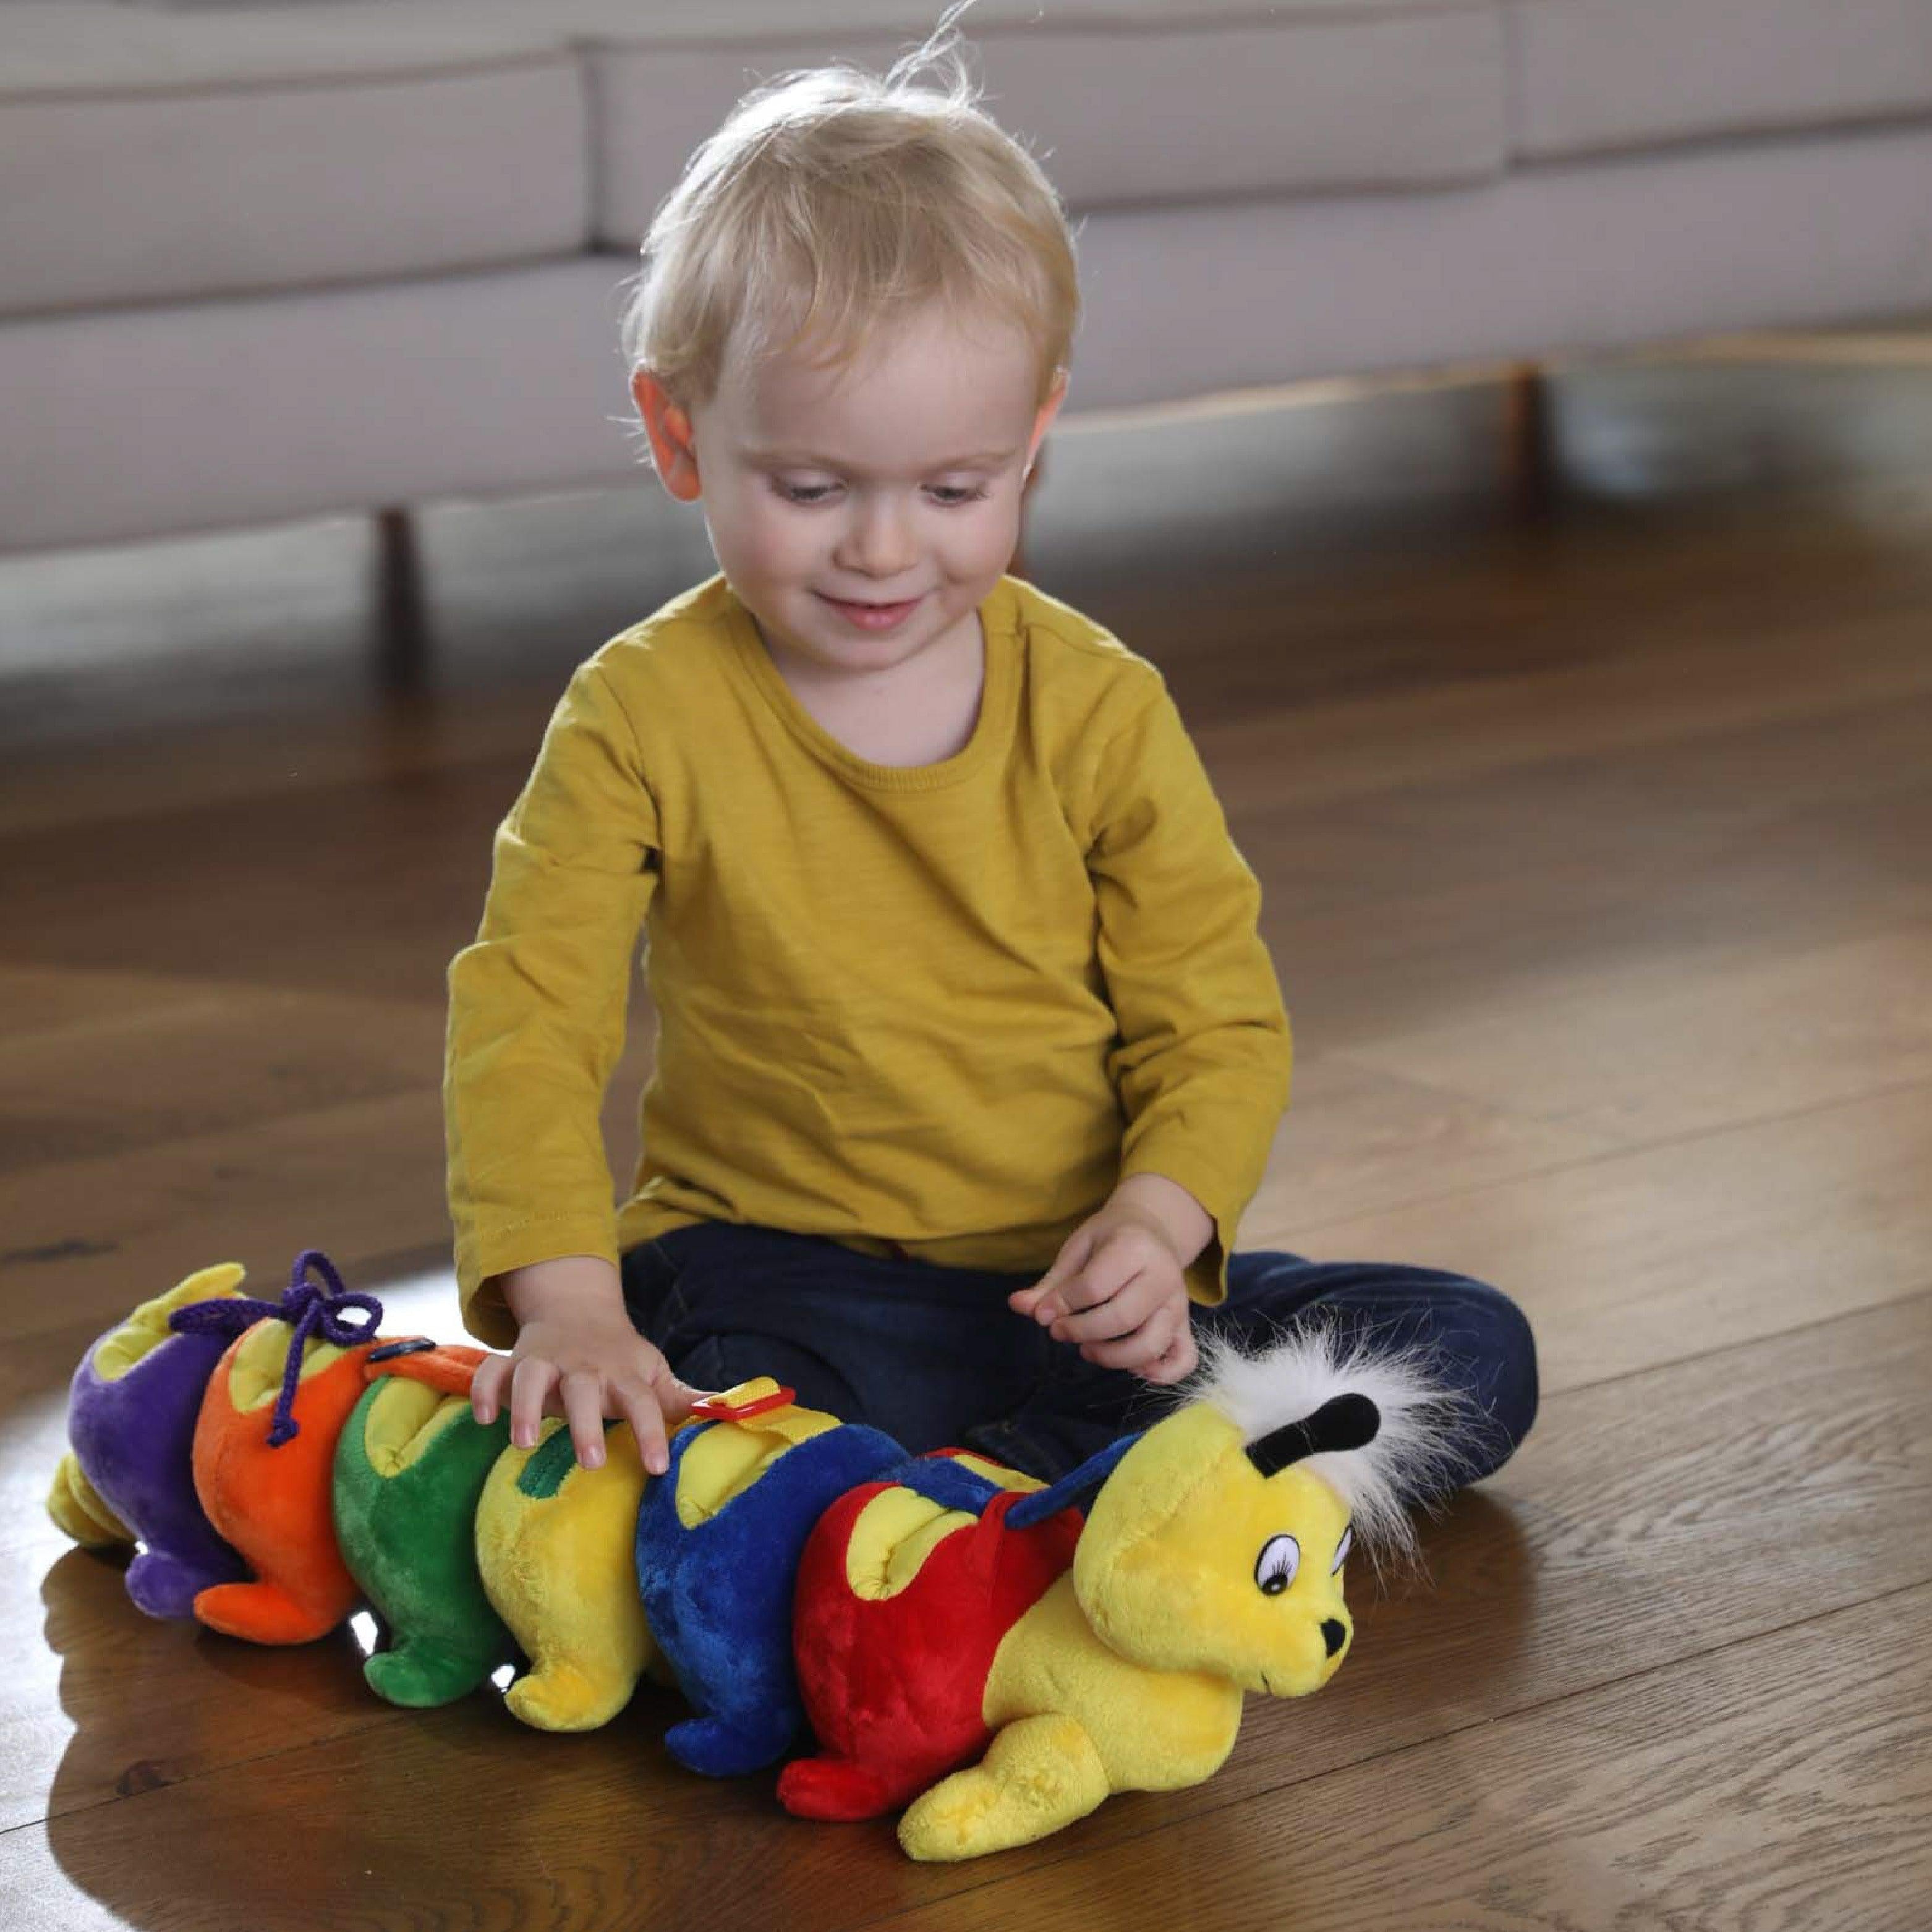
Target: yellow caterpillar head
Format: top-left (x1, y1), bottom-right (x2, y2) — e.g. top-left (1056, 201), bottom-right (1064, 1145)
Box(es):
top-left (1073, 1330), bottom-right (1470, 1696)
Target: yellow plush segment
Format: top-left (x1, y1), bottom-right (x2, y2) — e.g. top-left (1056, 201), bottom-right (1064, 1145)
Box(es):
top-left (475, 1417), bottom-right (655, 1732)
top-left (362, 1377), bottom-right (468, 1477)
top-left (983, 1573), bottom-right (1243, 1794)
top-left (900, 1709), bottom-right (1112, 1862)
top-left (844, 1486), bottom-right (974, 1601)
top-left (45, 1452), bottom-right (135, 1548)
top-left (230, 1319), bottom-right (349, 1412)
top-left (947, 1453), bottom-right (1045, 1494)
top-left (1074, 1406), bottom-right (1353, 1695)
top-left (93, 1262), bottom-right (246, 1382)
top-left (674, 1385), bottom-right (838, 1529)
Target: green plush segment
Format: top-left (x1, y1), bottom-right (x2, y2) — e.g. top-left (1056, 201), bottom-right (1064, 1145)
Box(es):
top-left (516, 1418), bottom-right (613, 1500)
top-left (333, 1381), bottom-right (516, 1706)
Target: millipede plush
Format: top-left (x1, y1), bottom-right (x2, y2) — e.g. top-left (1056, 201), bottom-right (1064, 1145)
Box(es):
top-left (48, 1251), bottom-right (1457, 1862)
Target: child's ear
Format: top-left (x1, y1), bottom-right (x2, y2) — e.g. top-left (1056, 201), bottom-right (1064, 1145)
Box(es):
top-left (1028, 367), bottom-right (1070, 469)
top-left (632, 371), bottom-right (703, 502)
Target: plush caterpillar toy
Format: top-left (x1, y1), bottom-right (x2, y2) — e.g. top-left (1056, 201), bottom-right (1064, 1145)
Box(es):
top-left (47, 1251), bottom-right (1463, 1861)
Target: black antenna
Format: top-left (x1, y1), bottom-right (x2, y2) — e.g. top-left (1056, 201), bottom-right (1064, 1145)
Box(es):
top-left (1245, 1393), bottom-right (1381, 1478)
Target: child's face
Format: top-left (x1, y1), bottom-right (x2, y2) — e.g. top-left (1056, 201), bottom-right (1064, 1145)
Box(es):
top-left (634, 303), bottom-right (1064, 684)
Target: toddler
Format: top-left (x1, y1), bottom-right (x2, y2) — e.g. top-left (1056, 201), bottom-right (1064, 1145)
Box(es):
top-left (446, 17), bottom-right (1538, 1494)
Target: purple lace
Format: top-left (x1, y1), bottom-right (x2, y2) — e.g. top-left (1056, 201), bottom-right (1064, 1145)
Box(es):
top-left (169, 1249), bottom-right (383, 1447)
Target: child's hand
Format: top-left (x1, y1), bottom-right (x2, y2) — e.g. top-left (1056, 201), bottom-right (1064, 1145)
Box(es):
top-left (1009, 1182), bottom-right (1206, 1385)
top-left (469, 1255), bottom-right (710, 1475)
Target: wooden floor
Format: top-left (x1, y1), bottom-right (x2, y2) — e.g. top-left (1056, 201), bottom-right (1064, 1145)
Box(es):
top-left (3, 334), bottom-right (1931, 1929)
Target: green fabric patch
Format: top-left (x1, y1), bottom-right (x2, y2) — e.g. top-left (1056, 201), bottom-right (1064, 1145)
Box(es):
top-left (517, 1419), bottom-right (613, 1500)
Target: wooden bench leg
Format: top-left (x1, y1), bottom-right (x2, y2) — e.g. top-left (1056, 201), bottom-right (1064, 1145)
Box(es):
top-left (1503, 363), bottom-right (1556, 519)
top-left (374, 504), bottom-right (430, 691)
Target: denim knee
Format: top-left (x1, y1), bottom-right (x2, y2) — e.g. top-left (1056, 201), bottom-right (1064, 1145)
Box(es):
top-left (1214, 1256), bottom-right (1541, 1493)
top-left (1444, 1280), bottom-right (1538, 1486)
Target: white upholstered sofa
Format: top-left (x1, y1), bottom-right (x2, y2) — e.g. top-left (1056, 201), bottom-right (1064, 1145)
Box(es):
top-left (4, 0), bottom-right (1931, 558)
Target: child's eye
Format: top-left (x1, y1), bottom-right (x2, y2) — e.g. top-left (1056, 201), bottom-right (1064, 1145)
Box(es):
top-left (771, 481), bottom-right (990, 508)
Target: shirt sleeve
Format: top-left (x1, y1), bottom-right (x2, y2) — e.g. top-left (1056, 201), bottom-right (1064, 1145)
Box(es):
top-left (444, 659), bottom-right (660, 1347)
top-left (1086, 680), bottom-right (1292, 1306)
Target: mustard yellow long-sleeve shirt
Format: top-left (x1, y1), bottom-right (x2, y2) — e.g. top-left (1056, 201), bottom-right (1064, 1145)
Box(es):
top-left (445, 571), bottom-right (1291, 1349)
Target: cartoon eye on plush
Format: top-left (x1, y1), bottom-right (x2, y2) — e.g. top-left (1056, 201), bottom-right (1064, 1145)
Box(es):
top-left (1330, 1524), bottom-right (1353, 1575)
top-left (1254, 1534), bottom-right (1300, 1596)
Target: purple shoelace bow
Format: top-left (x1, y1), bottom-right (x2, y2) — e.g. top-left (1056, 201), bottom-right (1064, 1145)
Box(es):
top-left (169, 1249), bottom-right (384, 1447)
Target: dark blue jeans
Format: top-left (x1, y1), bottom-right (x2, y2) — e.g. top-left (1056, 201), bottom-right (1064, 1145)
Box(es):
top-left (619, 1221), bottom-right (1537, 1494)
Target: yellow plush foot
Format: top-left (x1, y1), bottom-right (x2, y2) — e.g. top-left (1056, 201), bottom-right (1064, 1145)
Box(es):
top-left (505, 1659), bottom-right (632, 1733)
top-left (46, 1452), bottom-right (134, 1548)
top-left (898, 1712), bottom-right (1111, 1861)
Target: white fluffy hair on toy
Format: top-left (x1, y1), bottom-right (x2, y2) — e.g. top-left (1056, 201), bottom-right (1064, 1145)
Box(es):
top-left (1181, 1323), bottom-right (1490, 1577)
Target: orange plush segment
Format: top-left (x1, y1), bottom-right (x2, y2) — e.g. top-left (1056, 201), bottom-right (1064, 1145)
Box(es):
top-left (365, 1341), bottom-right (488, 1400)
top-left (191, 1322), bottom-right (380, 1643)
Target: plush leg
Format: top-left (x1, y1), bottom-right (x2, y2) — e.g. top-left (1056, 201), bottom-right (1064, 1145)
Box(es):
top-left (46, 1453), bottom-right (132, 1549)
top-left (364, 1639), bottom-right (497, 1709)
top-left (126, 1549), bottom-right (239, 1623)
top-left (777, 1753), bottom-right (909, 1823)
top-left (665, 1706), bottom-right (798, 1779)
top-left (898, 1713), bottom-right (1111, 1861)
top-left (194, 1579), bottom-right (343, 1646)
top-left (506, 1659), bottom-right (634, 1733)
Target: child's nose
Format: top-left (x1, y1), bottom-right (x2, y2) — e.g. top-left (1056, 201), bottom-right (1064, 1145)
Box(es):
top-left (836, 494), bottom-right (919, 579)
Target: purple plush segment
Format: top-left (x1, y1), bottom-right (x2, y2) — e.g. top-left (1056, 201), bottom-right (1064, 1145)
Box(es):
top-left (67, 1327), bottom-right (248, 1619)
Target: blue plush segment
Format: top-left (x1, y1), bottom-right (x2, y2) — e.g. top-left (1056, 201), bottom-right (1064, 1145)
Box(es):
top-left (1005, 1432), bottom-right (1143, 1530)
top-left (634, 1419), bottom-right (905, 1778)
top-left (888, 1453), bottom-right (1007, 1518)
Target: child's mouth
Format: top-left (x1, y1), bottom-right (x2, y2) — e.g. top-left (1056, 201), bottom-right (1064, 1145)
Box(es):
top-left (817, 592), bottom-right (924, 631)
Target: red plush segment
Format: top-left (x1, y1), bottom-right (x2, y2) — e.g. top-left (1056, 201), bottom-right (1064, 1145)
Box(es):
top-left (785, 1486), bottom-right (1081, 1819)
top-left (190, 1335), bottom-right (378, 1643)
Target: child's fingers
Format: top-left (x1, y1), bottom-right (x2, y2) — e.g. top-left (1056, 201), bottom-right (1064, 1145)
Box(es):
top-left (617, 1384), bottom-right (671, 1478)
top-left (1149, 1326), bottom-right (1200, 1384)
top-left (1047, 1238), bottom-right (1152, 1337)
top-left (1020, 1236), bottom-right (1113, 1329)
top-left (1010, 1270), bottom-right (1070, 1322)
top-left (507, 1355), bottom-right (557, 1452)
top-left (560, 1371), bottom-right (606, 1469)
top-left (1076, 1306), bottom-right (1178, 1373)
top-left (1055, 1227), bottom-right (1171, 1320)
top-left (1123, 1317), bottom-right (1199, 1385)
top-left (470, 1353), bottom-right (510, 1426)
top-left (651, 1371), bottom-right (713, 1428)
top-left (1009, 1228), bottom-right (1094, 1322)
top-left (1051, 1269), bottom-right (1159, 1345)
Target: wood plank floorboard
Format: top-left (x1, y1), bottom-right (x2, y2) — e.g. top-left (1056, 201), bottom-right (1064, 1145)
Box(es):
top-left (1254, 1078), bottom-right (1932, 1395)
top-left (2, 342), bottom-right (1929, 1926)
top-left (1262, 781), bottom-right (1932, 1058)
top-left (1228, 686), bottom-right (1932, 926)
top-left (1341, 922), bottom-right (1932, 1146)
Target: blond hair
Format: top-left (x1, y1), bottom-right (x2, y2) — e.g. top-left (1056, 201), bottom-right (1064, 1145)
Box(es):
top-left (618, 1), bottom-right (1079, 433)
